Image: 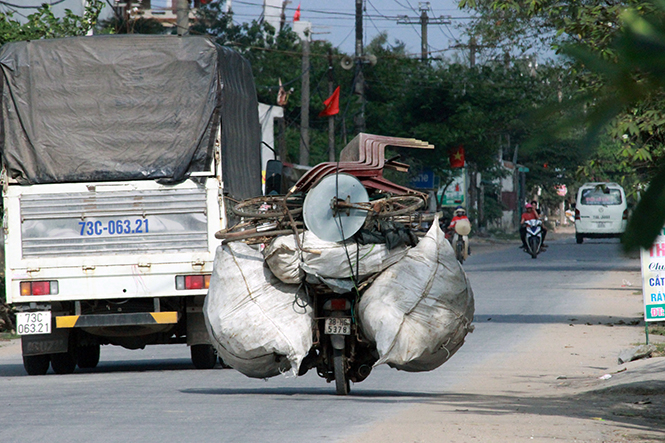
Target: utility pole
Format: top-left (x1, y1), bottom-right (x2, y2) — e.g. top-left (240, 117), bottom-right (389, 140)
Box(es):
top-left (353, 0), bottom-right (366, 134)
top-left (397, 2), bottom-right (450, 61)
top-left (176, 0), bottom-right (189, 36)
top-left (327, 49), bottom-right (335, 162)
top-left (451, 37), bottom-right (494, 68)
top-left (299, 28), bottom-right (310, 165)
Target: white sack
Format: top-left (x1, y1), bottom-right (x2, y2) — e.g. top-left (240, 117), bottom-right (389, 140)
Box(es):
top-left (263, 231), bottom-right (410, 284)
top-left (204, 242), bottom-right (313, 378)
top-left (358, 219), bottom-right (474, 372)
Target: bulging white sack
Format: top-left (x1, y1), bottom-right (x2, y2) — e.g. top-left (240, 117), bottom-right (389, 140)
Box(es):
top-left (204, 242), bottom-right (313, 378)
top-left (263, 231), bottom-right (410, 285)
top-left (358, 220), bottom-right (474, 372)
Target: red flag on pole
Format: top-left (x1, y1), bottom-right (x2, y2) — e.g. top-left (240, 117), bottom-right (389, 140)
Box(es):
top-left (318, 86), bottom-right (340, 117)
top-left (449, 145), bottom-right (465, 168)
top-left (293, 4), bottom-right (301, 22)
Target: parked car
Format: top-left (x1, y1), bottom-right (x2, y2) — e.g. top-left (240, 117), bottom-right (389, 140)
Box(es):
top-left (574, 182), bottom-right (628, 244)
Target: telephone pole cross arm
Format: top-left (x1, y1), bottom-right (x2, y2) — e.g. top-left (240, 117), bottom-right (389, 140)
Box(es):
top-left (397, 2), bottom-right (451, 61)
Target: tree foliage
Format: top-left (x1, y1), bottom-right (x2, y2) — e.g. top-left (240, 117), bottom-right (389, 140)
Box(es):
top-left (364, 37), bottom-right (583, 217)
top-left (193, 1), bottom-right (361, 165)
top-left (0, 0), bottom-right (104, 45)
top-left (189, 3), bottom-right (594, 225)
top-left (0, 1), bottom-right (609, 229)
top-left (459, 0), bottom-right (665, 248)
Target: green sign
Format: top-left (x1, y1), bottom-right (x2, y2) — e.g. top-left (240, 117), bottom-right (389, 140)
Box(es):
top-left (438, 172), bottom-right (465, 207)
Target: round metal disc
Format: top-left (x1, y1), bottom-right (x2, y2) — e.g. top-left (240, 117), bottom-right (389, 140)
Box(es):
top-left (303, 173), bottom-right (369, 242)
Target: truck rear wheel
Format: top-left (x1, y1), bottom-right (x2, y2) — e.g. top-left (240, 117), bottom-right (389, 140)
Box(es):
top-left (191, 344), bottom-right (217, 369)
top-left (77, 344), bottom-right (101, 369)
top-left (23, 354), bottom-right (50, 376)
top-left (50, 352), bottom-right (77, 374)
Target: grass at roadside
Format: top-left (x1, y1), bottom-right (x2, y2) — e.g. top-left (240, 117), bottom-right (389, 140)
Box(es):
top-left (648, 322), bottom-right (665, 357)
top-left (0, 331), bottom-right (18, 340)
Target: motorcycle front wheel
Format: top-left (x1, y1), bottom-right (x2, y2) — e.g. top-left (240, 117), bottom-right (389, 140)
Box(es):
top-left (456, 239), bottom-right (465, 264)
top-left (528, 237), bottom-right (540, 259)
top-left (333, 348), bottom-right (350, 395)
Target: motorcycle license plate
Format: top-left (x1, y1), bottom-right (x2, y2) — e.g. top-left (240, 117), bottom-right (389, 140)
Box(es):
top-left (16, 311), bottom-right (51, 335)
top-left (324, 317), bottom-right (351, 335)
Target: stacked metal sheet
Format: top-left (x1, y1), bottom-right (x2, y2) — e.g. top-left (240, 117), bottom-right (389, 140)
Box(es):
top-left (292, 133), bottom-right (433, 196)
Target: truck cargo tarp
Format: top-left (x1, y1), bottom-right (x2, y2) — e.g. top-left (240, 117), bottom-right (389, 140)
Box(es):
top-left (0, 35), bottom-right (261, 199)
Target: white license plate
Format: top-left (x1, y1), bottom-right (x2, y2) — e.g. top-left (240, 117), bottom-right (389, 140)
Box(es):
top-left (16, 312), bottom-right (52, 335)
top-left (596, 222), bottom-right (606, 228)
top-left (324, 317), bottom-right (351, 335)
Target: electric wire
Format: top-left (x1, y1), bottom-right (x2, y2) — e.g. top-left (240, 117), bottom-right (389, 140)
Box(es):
top-left (0, 0), bottom-right (65, 9)
top-left (365, 1), bottom-right (384, 37)
top-left (392, 0), bottom-right (417, 13)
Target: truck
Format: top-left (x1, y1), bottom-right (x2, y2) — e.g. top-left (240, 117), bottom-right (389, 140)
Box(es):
top-left (0, 35), bottom-right (262, 375)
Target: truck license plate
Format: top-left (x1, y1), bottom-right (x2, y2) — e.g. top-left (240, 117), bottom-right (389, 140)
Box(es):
top-left (16, 312), bottom-right (51, 335)
top-left (324, 317), bottom-right (351, 335)
top-left (596, 222), bottom-right (606, 228)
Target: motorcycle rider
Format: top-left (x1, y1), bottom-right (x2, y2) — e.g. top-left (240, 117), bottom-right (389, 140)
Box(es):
top-left (447, 206), bottom-right (469, 240)
top-left (531, 200), bottom-right (541, 216)
top-left (520, 203), bottom-right (547, 249)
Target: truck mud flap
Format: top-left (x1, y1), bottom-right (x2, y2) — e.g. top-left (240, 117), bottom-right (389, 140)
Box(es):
top-left (186, 311), bottom-right (211, 346)
top-left (22, 328), bottom-right (69, 356)
top-left (55, 312), bottom-right (178, 328)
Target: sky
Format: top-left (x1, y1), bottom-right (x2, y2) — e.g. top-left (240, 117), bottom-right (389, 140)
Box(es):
top-left (0, 0), bottom-right (474, 58)
top-left (227, 0), bottom-right (473, 57)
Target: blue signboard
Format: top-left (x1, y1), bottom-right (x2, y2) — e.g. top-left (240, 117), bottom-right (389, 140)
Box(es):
top-left (410, 169), bottom-right (436, 189)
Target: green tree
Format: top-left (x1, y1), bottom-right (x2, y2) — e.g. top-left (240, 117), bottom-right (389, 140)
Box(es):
top-left (98, 16), bottom-right (166, 35)
top-left (363, 36), bottom-right (583, 224)
top-left (458, 0), bottom-right (665, 248)
top-left (193, 2), bottom-right (360, 165)
top-left (0, 0), bottom-right (104, 45)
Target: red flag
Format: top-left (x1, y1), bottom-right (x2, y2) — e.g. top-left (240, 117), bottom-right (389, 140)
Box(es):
top-left (293, 4), bottom-right (301, 22)
top-left (318, 86), bottom-right (340, 117)
top-left (449, 145), bottom-right (465, 168)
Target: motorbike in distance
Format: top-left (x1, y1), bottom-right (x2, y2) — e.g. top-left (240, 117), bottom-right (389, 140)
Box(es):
top-left (451, 218), bottom-right (472, 264)
top-left (523, 219), bottom-right (544, 259)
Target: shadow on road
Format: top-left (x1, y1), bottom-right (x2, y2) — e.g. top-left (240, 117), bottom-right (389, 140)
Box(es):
top-left (180, 378), bottom-right (665, 440)
top-left (472, 314), bottom-right (642, 325)
top-left (408, 382), bottom-right (665, 441)
top-left (0, 358), bottom-right (213, 377)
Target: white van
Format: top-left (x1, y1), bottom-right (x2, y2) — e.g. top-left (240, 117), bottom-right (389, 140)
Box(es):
top-left (574, 182), bottom-right (628, 244)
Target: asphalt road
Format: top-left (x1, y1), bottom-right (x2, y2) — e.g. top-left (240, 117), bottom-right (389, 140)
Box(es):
top-left (0, 234), bottom-right (639, 443)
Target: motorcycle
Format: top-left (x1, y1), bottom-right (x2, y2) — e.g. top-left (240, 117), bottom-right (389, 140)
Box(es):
top-left (523, 219), bottom-right (544, 259)
top-left (451, 219), bottom-right (472, 264)
top-left (299, 288), bottom-right (378, 395)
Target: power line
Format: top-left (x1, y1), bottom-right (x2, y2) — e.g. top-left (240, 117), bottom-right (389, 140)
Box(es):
top-left (230, 0), bottom-right (472, 21)
top-left (0, 0), bottom-right (64, 8)
top-left (397, 1), bottom-right (450, 61)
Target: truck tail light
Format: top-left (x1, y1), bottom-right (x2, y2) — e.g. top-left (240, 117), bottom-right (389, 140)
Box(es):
top-left (574, 209), bottom-right (580, 220)
top-left (175, 274), bottom-right (211, 290)
top-left (623, 209), bottom-right (629, 220)
top-left (20, 280), bottom-right (59, 296)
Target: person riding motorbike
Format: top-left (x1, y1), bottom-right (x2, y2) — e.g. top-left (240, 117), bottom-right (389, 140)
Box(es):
top-left (447, 206), bottom-right (469, 239)
top-left (531, 200), bottom-right (542, 216)
top-left (520, 203), bottom-right (547, 249)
